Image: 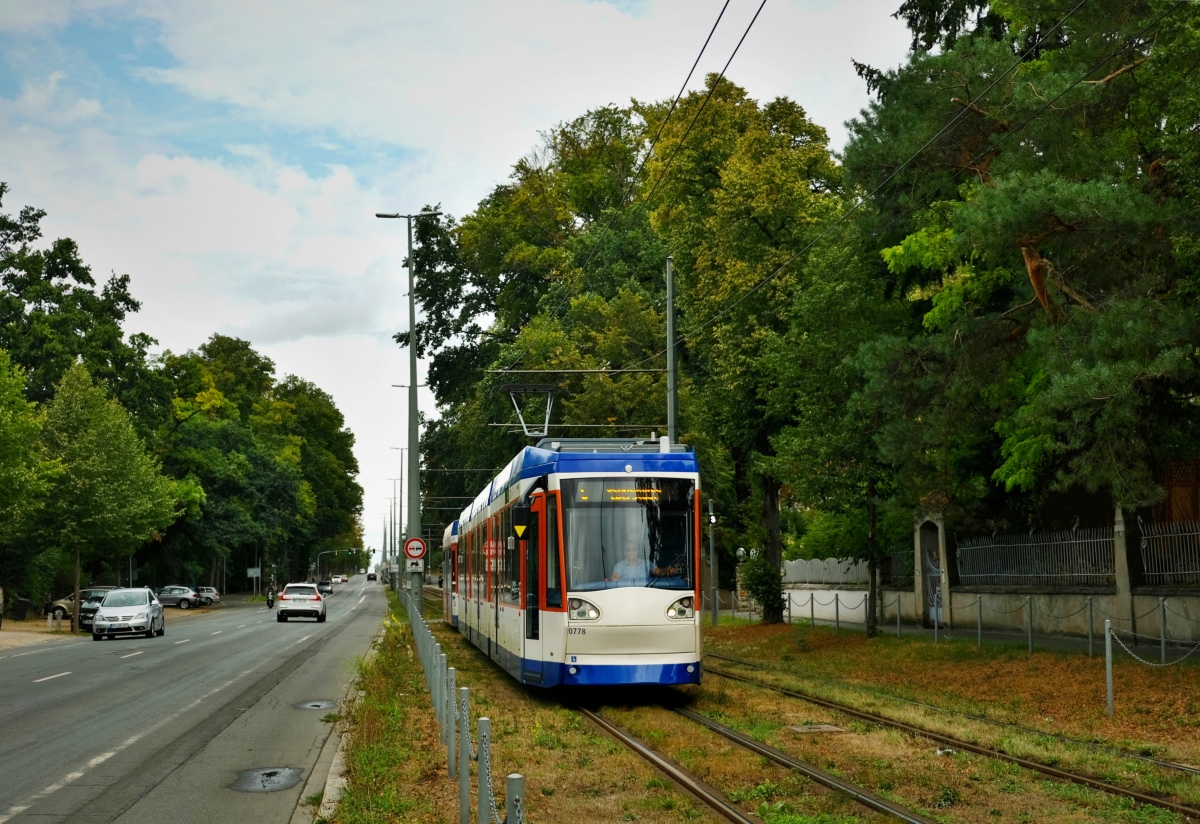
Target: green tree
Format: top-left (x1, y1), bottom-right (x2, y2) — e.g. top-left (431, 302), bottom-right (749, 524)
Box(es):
top-left (843, 1), bottom-right (1200, 527)
top-left (644, 78), bottom-right (843, 622)
top-left (39, 364), bottom-right (177, 628)
top-left (0, 184), bottom-right (159, 417)
top-left (0, 349), bottom-right (59, 606)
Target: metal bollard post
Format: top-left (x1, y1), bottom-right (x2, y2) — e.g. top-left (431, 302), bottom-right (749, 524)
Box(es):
top-left (1087, 597), bottom-right (1094, 658)
top-left (1105, 619), bottom-right (1114, 717)
top-left (1159, 598), bottom-right (1166, 666)
top-left (934, 594), bottom-right (939, 645)
top-left (479, 717), bottom-right (491, 824)
top-left (437, 652), bottom-right (447, 740)
top-left (787, 592), bottom-right (792, 624)
top-left (459, 687), bottom-right (470, 824)
top-left (834, 594), bottom-right (840, 632)
top-left (896, 598), bottom-right (901, 638)
top-left (1026, 596), bottom-right (1032, 655)
top-left (507, 774), bottom-right (525, 824)
top-left (977, 597), bottom-right (982, 648)
top-left (810, 593), bottom-right (815, 628)
top-left (447, 668), bottom-right (457, 779)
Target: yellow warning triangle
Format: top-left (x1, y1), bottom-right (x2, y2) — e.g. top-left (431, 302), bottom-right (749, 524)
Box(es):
top-left (514, 525), bottom-right (527, 538)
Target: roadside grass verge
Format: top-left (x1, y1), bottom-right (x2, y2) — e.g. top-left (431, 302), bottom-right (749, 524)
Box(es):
top-left (329, 592), bottom-right (720, 823)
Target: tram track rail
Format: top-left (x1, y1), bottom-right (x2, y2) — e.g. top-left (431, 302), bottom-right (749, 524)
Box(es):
top-left (707, 651), bottom-right (1200, 779)
top-left (704, 654), bottom-right (1200, 821)
top-left (576, 706), bottom-right (758, 824)
top-left (577, 704), bottom-right (939, 823)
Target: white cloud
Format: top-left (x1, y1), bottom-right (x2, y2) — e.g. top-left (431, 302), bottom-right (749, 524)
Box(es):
top-left (0, 0), bottom-right (911, 555)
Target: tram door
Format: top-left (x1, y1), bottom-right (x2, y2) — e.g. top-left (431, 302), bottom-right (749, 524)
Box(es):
top-left (522, 495), bottom-right (544, 682)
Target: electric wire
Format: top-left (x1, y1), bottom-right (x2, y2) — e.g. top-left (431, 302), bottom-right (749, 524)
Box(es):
top-left (496, 0), bottom-right (737, 373)
top-left (499, 0), bottom-right (768, 374)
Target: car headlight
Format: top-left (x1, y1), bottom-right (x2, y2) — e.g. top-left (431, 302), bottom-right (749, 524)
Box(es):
top-left (133, 612), bottom-right (148, 622)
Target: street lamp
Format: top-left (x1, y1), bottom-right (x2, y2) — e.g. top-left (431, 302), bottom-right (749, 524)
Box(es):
top-left (316, 549), bottom-right (343, 581)
top-left (376, 209), bottom-right (441, 609)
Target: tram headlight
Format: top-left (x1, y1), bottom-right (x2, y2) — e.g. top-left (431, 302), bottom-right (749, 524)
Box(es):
top-left (667, 596), bottom-right (694, 620)
top-left (568, 598), bottom-right (600, 621)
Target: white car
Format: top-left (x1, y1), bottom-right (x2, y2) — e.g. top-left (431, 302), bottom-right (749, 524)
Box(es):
top-left (92, 588), bottom-right (165, 640)
top-left (276, 583), bottom-right (327, 623)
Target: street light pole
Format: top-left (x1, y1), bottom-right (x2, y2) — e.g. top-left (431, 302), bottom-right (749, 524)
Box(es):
top-left (376, 208), bottom-right (441, 613)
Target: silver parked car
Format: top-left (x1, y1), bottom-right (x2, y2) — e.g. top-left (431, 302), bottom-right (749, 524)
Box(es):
top-left (198, 587), bottom-right (221, 605)
top-left (276, 583), bottom-right (327, 623)
top-left (157, 585), bottom-right (201, 609)
top-left (92, 588), bottom-right (164, 640)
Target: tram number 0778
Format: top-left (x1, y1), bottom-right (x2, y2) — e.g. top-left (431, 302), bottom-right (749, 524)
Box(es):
top-left (568, 627), bottom-right (587, 635)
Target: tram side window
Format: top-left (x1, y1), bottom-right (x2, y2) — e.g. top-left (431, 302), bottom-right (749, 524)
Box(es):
top-left (501, 506), bottom-right (518, 603)
top-left (545, 494), bottom-right (562, 608)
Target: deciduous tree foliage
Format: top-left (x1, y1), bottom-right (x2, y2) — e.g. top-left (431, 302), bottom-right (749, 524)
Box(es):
top-left (39, 364), bottom-right (178, 627)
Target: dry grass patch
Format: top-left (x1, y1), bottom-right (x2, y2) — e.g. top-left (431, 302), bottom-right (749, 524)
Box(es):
top-left (331, 599), bottom-right (722, 823)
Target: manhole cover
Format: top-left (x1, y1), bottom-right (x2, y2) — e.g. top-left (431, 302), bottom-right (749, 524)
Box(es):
top-left (230, 768), bottom-right (303, 792)
top-left (294, 699), bottom-right (337, 710)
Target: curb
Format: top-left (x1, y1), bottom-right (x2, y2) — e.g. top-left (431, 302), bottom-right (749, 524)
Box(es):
top-left (290, 624), bottom-right (387, 824)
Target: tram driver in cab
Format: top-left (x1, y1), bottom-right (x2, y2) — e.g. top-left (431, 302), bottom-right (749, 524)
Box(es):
top-left (610, 540), bottom-right (679, 585)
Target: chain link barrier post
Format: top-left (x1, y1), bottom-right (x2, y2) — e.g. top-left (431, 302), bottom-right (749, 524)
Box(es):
top-left (1088, 597), bottom-right (1094, 658)
top-left (896, 597), bottom-right (901, 637)
top-left (1105, 619), bottom-right (1114, 717)
top-left (447, 668), bottom-right (457, 779)
top-left (1159, 598), bottom-right (1166, 665)
top-left (835, 593), bottom-right (840, 632)
top-left (977, 596), bottom-right (983, 648)
top-left (1027, 596), bottom-right (1033, 655)
top-left (459, 687), bottom-right (470, 824)
top-left (507, 774), bottom-right (525, 824)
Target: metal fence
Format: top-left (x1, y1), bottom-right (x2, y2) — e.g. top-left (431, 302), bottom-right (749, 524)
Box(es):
top-left (889, 549), bottom-right (915, 587)
top-left (955, 527), bottom-right (1115, 586)
top-left (782, 557), bottom-right (869, 585)
top-left (401, 588), bottom-right (525, 824)
top-left (1139, 518), bottom-right (1200, 586)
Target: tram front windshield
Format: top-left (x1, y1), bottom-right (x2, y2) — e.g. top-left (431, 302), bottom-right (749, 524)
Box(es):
top-left (560, 477), bottom-right (695, 592)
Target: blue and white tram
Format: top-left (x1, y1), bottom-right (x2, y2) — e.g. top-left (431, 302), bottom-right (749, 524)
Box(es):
top-left (441, 521), bottom-right (458, 628)
top-left (442, 438), bottom-right (702, 687)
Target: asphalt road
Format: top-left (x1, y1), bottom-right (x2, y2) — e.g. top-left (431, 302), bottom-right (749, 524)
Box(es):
top-left (0, 577), bottom-right (387, 824)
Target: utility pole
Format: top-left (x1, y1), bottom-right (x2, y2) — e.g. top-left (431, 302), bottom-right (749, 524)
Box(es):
top-left (666, 256), bottom-right (678, 443)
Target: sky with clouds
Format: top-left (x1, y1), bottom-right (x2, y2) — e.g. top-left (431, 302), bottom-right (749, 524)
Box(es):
top-left (0, 0), bottom-right (912, 565)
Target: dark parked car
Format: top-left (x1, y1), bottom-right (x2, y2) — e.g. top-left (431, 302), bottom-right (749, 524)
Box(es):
top-left (78, 590), bottom-right (114, 631)
top-left (46, 587), bottom-right (117, 625)
top-left (157, 585), bottom-right (202, 609)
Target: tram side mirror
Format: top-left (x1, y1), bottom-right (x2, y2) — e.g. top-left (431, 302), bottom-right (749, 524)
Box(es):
top-left (512, 502), bottom-right (531, 539)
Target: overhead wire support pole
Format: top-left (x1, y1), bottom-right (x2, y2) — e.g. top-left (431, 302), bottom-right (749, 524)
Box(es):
top-left (376, 208), bottom-right (442, 611)
top-left (666, 256), bottom-right (677, 443)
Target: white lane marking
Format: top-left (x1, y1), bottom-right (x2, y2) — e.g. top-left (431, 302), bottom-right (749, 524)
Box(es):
top-left (174, 639), bottom-right (190, 645)
top-left (357, 595), bottom-right (366, 604)
top-left (119, 652), bottom-right (143, 659)
top-left (0, 670), bottom-right (254, 822)
top-left (237, 625), bottom-right (246, 629)
top-left (33, 672), bottom-right (71, 683)
top-left (211, 631), bottom-right (222, 635)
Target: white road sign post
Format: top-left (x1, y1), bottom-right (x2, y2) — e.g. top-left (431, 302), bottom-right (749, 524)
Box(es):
top-left (404, 537), bottom-right (427, 618)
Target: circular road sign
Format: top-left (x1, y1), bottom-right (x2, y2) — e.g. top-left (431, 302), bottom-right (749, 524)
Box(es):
top-left (403, 537), bottom-right (427, 560)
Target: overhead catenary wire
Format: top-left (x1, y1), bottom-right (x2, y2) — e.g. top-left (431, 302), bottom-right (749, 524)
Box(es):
top-left (498, 0), bottom-right (763, 374)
